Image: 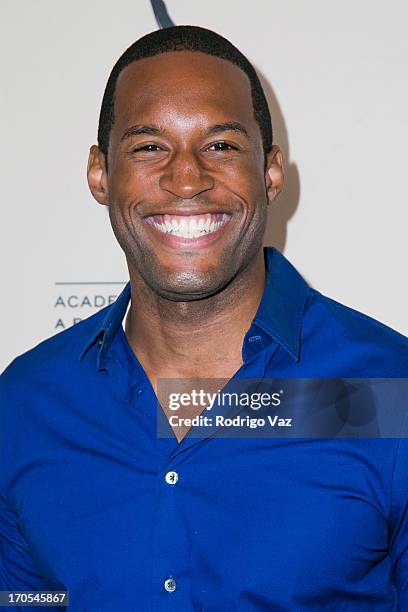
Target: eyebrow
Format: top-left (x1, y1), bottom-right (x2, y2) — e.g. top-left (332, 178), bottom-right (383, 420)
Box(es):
top-left (120, 121), bottom-right (251, 142)
top-left (207, 122), bottom-right (250, 139)
top-left (120, 125), bottom-right (162, 141)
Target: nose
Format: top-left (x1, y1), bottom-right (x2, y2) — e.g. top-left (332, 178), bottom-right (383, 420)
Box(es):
top-left (159, 150), bottom-right (214, 199)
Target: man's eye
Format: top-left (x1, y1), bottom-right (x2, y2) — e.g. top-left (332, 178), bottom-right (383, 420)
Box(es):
top-left (132, 144), bottom-right (162, 152)
top-left (206, 142), bottom-right (238, 152)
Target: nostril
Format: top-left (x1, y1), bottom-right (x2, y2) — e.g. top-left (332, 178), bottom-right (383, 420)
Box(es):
top-left (159, 171), bottom-right (214, 198)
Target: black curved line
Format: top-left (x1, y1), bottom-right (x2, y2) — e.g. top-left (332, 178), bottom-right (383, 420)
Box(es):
top-left (150, 0), bottom-right (175, 28)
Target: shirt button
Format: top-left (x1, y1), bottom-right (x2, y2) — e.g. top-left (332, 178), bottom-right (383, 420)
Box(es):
top-left (248, 335), bottom-right (261, 343)
top-left (165, 471), bottom-right (179, 485)
top-left (164, 577), bottom-right (177, 592)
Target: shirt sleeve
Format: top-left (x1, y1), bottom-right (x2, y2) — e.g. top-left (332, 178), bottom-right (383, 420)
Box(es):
top-left (0, 493), bottom-right (50, 591)
top-left (390, 434), bottom-right (408, 608)
top-left (0, 361), bottom-right (60, 610)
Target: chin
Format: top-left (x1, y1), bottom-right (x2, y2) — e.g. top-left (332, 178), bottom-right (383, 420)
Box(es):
top-left (150, 270), bottom-right (229, 302)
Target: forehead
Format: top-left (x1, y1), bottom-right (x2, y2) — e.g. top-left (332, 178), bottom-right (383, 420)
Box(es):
top-left (112, 51), bottom-right (258, 134)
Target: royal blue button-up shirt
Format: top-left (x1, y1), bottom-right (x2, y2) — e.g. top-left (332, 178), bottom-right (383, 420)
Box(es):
top-left (1, 246), bottom-right (408, 611)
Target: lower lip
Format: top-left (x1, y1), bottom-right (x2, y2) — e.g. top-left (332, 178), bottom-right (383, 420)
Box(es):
top-left (144, 218), bottom-right (232, 249)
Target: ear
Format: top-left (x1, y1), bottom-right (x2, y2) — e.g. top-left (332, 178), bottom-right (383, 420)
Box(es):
top-left (87, 145), bottom-right (109, 206)
top-left (265, 145), bottom-right (284, 204)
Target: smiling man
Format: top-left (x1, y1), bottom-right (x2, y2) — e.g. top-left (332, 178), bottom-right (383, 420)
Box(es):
top-left (1, 25), bottom-right (408, 611)
top-left (87, 35), bottom-right (283, 410)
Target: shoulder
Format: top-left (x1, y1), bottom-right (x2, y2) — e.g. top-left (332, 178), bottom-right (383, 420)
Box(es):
top-left (308, 288), bottom-right (408, 349)
top-left (303, 288), bottom-right (408, 375)
top-left (0, 306), bottom-right (112, 453)
top-left (0, 304), bottom-right (110, 389)
top-left (0, 306), bottom-right (116, 490)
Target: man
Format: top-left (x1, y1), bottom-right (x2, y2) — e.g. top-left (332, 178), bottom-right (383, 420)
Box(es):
top-left (1, 24), bottom-right (408, 611)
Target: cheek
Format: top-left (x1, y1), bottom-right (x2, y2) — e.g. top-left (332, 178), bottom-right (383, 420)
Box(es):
top-left (246, 164), bottom-right (269, 209)
top-left (219, 158), bottom-right (266, 198)
top-left (108, 161), bottom-right (157, 205)
top-left (225, 175), bottom-right (267, 214)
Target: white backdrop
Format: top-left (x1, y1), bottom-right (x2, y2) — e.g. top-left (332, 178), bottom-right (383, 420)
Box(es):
top-left (1, 0), bottom-right (407, 372)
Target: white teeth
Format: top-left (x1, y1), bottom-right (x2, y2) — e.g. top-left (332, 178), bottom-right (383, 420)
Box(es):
top-left (150, 215), bottom-right (229, 238)
top-left (179, 219), bottom-right (187, 234)
top-left (190, 218), bottom-right (198, 235)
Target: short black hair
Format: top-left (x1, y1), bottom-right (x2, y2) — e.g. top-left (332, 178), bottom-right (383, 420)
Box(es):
top-left (97, 25), bottom-right (273, 159)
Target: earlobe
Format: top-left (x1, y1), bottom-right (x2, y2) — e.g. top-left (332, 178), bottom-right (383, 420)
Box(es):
top-left (87, 145), bottom-right (109, 206)
top-left (265, 145), bottom-right (284, 204)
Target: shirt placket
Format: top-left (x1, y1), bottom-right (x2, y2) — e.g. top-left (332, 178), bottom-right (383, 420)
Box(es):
top-left (146, 332), bottom-right (279, 610)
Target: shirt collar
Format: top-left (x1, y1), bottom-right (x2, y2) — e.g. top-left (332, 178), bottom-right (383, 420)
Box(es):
top-left (79, 246), bottom-right (309, 367)
top-left (78, 279), bottom-right (131, 369)
top-left (253, 246), bottom-right (309, 361)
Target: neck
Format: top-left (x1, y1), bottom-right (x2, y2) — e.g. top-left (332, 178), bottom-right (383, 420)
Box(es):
top-left (125, 249), bottom-right (266, 382)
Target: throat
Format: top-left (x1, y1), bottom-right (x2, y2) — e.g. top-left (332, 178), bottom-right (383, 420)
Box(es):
top-left (129, 338), bottom-right (245, 388)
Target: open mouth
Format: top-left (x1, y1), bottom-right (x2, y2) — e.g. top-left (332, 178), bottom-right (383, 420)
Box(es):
top-left (145, 213), bottom-right (231, 239)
